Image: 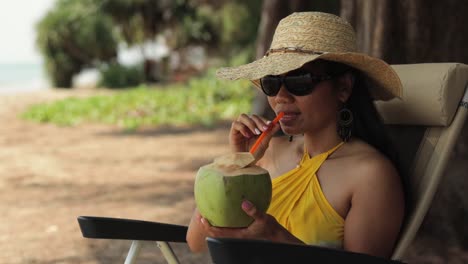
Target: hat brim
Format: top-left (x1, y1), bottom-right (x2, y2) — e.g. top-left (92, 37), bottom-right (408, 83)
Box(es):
top-left (216, 52), bottom-right (402, 101)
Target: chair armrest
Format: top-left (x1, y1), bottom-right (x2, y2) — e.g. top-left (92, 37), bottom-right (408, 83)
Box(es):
top-left (207, 237), bottom-right (406, 264)
top-left (77, 216), bottom-right (188, 242)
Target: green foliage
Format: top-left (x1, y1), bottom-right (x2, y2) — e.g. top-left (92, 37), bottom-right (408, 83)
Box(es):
top-left (218, 2), bottom-right (261, 48)
top-left (184, 1), bottom-right (261, 57)
top-left (36, 0), bottom-right (118, 87)
top-left (99, 0), bottom-right (261, 57)
top-left (98, 0), bottom-right (164, 44)
top-left (175, 6), bottom-right (216, 46)
top-left (162, 2), bottom-right (217, 49)
top-left (226, 46), bottom-right (257, 67)
top-left (98, 63), bottom-right (145, 89)
top-left (22, 69), bottom-right (254, 130)
top-left (214, 1), bottom-right (262, 63)
top-left (36, 0), bottom-right (262, 88)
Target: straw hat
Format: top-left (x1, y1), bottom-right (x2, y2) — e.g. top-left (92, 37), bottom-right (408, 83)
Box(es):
top-left (216, 12), bottom-right (402, 101)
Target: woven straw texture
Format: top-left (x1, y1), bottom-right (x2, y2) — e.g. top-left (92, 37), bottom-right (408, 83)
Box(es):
top-left (216, 12), bottom-right (402, 101)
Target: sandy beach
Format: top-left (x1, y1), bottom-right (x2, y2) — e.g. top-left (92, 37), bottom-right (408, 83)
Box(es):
top-left (0, 88), bottom-right (216, 263)
top-left (0, 88), bottom-right (466, 263)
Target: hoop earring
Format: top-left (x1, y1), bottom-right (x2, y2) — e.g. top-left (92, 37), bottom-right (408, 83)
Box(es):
top-left (337, 106), bottom-right (353, 142)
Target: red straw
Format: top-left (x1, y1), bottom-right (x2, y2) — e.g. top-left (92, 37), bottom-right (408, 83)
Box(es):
top-left (249, 112), bottom-right (284, 154)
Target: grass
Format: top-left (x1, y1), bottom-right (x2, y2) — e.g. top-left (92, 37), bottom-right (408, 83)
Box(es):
top-left (21, 70), bottom-right (254, 130)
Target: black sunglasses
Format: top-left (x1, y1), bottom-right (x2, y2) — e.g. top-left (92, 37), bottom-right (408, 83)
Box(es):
top-left (260, 73), bottom-right (332, 96)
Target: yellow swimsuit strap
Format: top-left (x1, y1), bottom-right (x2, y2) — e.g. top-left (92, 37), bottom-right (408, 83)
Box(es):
top-left (268, 141), bottom-right (346, 244)
top-left (301, 141), bottom-right (345, 163)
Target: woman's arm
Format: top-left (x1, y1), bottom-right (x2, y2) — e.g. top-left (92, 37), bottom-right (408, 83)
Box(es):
top-left (186, 209), bottom-right (209, 252)
top-left (343, 155), bottom-right (405, 258)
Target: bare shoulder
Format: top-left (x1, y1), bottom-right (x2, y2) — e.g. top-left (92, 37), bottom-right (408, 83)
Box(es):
top-left (339, 139), bottom-right (400, 188)
top-left (334, 139), bottom-right (405, 212)
top-left (340, 139), bottom-right (405, 256)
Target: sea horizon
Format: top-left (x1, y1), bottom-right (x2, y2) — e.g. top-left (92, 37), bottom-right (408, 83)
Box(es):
top-left (0, 62), bottom-right (50, 94)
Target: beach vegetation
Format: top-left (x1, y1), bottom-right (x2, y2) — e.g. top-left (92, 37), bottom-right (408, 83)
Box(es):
top-left (36, 0), bottom-right (118, 88)
top-left (98, 63), bottom-right (145, 89)
top-left (22, 69), bottom-right (254, 130)
top-left (35, 0), bottom-right (261, 88)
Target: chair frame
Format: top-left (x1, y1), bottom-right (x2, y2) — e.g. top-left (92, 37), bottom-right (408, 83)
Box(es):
top-left (392, 92), bottom-right (467, 258)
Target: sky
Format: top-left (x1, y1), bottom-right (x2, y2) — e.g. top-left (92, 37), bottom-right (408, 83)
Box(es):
top-left (0, 0), bottom-right (167, 66)
top-left (0, 0), bottom-right (56, 64)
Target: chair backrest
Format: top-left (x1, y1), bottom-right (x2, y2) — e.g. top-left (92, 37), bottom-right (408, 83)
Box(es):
top-left (374, 63), bottom-right (468, 259)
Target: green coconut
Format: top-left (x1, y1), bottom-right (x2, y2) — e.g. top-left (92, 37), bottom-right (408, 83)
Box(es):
top-left (194, 152), bottom-right (272, 228)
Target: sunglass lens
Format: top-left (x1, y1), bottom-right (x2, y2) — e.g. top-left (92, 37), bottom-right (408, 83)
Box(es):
top-left (284, 74), bottom-right (316, 96)
top-left (260, 76), bottom-right (281, 96)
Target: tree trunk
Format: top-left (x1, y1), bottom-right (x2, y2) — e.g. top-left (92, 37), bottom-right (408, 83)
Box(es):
top-left (341, 0), bottom-right (468, 261)
top-left (252, 0), bottom-right (288, 118)
top-left (341, 0), bottom-right (468, 64)
top-left (254, 0), bottom-right (289, 61)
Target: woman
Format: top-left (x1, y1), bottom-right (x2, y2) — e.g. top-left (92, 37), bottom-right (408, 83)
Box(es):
top-left (187, 12), bottom-right (405, 258)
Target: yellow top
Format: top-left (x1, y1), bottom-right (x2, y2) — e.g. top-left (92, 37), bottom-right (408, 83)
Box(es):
top-left (267, 142), bottom-right (345, 248)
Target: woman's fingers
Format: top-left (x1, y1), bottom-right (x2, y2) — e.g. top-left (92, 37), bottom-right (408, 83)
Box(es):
top-left (237, 114), bottom-right (263, 136)
top-left (199, 216), bottom-right (245, 238)
top-left (235, 114), bottom-right (275, 133)
top-left (242, 200), bottom-right (264, 221)
top-left (231, 120), bottom-right (253, 138)
top-left (230, 113), bottom-right (280, 153)
top-left (249, 114), bottom-right (271, 133)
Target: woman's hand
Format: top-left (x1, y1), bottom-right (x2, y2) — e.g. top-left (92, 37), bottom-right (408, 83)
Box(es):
top-left (229, 114), bottom-right (281, 159)
top-left (198, 200), bottom-right (303, 244)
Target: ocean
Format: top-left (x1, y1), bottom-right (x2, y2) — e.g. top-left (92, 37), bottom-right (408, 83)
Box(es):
top-left (0, 63), bottom-right (50, 94)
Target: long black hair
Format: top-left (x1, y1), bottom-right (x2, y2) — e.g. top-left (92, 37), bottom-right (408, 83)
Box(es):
top-left (322, 59), bottom-right (409, 227)
top-left (321, 60), bottom-right (399, 168)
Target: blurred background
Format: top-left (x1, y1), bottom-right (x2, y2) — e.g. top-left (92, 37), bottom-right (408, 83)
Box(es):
top-left (0, 0), bottom-right (467, 263)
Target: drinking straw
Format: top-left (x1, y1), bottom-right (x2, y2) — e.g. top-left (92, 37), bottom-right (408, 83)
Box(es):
top-left (249, 112), bottom-right (284, 154)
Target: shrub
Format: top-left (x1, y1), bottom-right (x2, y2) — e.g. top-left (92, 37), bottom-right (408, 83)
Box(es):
top-left (98, 63), bottom-right (145, 89)
top-left (36, 0), bottom-right (118, 88)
